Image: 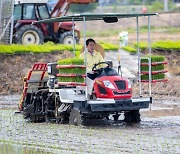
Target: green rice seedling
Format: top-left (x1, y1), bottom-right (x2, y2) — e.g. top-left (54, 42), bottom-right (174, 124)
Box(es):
top-left (100, 42), bottom-right (118, 51)
top-left (58, 58), bottom-right (84, 65)
top-left (75, 50), bottom-right (81, 57)
top-left (53, 44), bottom-right (67, 51)
top-left (76, 77), bottom-right (85, 83)
top-left (58, 76), bottom-right (85, 83)
top-left (0, 45), bottom-right (14, 54)
top-left (11, 44), bottom-right (31, 54)
top-left (122, 46), bottom-right (137, 54)
top-left (140, 58), bottom-right (149, 63)
top-left (71, 58), bottom-right (84, 65)
top-left (37, 45), bottom-right (51, 53)
top-left (158, 55), bottom-right (165, 62)
top-left (141, 75), bottom-right (149, 80)
top-left (64, 44), bottom-right (74, 51)
top-left (156, 64), bottom-right (165, 71)
top-left (151, 41), bottom-right (180, 51)
top-left (75, 45), bottom-right (83, 51)
top-left (43, 41), bottom-right (55, 46)
top-left (141, 73), bottom-right (165, 80)
top-left (141, 55), bottom-right (165, 63)
top-left (100, 44), bottom-right (110, 50)
top-left (58, 68), bottom-right (72, 74)
top-left (134, 42), bottom-right (148, 51)
top-left (28, 45), bottom-right (42, 53)
top-left (58, 58), bottom-right (72, 65)
top-left (141, 65), bottom-right (165, 72)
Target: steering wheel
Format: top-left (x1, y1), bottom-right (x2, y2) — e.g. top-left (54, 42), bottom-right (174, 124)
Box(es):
top-left (92, 61), bottom-right (109, 72)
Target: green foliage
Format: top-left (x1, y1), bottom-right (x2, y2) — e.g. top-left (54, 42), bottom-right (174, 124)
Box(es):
top-left (129, 0), bottom-right (142, 5)
top-left (149, 1), bottom-right (164, 12)
top-left (148, 0), bottom-right (176, 12)
top-left (122, 46), bottom-right (137, 54)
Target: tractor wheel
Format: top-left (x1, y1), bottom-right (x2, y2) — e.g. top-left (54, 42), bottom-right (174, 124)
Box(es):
top-left (14, 25), bottom-right (44, 45)
top-left (69, 108), bottom-right (82, 126)
top-left (59, 31), bottom-right (79, 45)
top-left (124, 110), bottom-right (141, 123)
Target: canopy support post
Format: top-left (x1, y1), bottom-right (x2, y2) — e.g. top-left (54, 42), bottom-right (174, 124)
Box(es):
top-left (83, 16), bottom-right (88, 99)
top-left (148, 16), bottom-right (152, 97)
top-left (72, 18), bottom-right (75, 57)
top-left (136, 17), bottom-right (142, 96)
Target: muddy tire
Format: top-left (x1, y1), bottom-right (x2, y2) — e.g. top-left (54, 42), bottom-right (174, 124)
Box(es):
top-left (14, 25), bottom-right (44, 45)
top-left (124, 110), bottom-right (140, 123)
top-left (69, 108), bottom-right (82, 126)
top-left (113, 114), bottom-right (119, 121)
top-left (59, 31), bottom-right (79, 45)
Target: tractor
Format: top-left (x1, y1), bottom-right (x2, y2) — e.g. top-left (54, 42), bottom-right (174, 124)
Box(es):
top-left (18, 13), bottom-right (157, 125)
top-left (13, 0), bottom-right (98, 45)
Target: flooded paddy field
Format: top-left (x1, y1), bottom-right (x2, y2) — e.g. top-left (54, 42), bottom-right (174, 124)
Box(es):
top-left (0, 95), bottom-right (179, 153)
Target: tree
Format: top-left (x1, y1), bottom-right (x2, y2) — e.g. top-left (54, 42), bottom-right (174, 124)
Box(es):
top-left (69, 4), bottom-right (98, 13)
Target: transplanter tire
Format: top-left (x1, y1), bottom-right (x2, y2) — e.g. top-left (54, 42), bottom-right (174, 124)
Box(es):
top-left (14, 25), bottom-right (44, 45)
top-left (124, 110), bottom-right (141, 123)
top-left (69, 108), bottom-right (82, 126)
top-left (131, 110), bottom-right (141, 123)
top-left (59, 31), bottom-right (79, 45)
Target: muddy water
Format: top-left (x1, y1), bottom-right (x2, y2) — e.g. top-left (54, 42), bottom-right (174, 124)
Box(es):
top-left (0, 95), bottom-right (179, 153)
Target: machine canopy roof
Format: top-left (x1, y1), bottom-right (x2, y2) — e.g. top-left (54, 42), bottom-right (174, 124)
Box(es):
top-left (35, 13), bottom-right (158, 23)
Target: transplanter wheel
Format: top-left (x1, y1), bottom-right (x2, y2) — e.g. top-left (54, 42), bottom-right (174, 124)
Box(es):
top-left (69, 108), bottom-right (82, 126)
top-left (124, 110), bottom-right (141, 123)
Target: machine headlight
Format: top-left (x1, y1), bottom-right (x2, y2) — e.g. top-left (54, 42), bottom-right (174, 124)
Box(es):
top-left (103, 80), bottom-right (116, 89)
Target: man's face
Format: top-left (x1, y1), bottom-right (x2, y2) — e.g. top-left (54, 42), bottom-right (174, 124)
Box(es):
top-left (87, 41), bottom-right (95, 54)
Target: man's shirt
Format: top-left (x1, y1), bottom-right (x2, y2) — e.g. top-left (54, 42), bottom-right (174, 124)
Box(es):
top-left (79, 50), bottom-right (105, 72)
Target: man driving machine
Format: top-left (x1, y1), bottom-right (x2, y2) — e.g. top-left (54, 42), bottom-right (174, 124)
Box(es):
top-left (79, 38), bottom-right (106, 80)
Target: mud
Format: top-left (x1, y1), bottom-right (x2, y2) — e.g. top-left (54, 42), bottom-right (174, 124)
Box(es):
top-left (0, 38), bottom-right (180, 152)
top-left (0, 95), bottom-right (179, 153)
